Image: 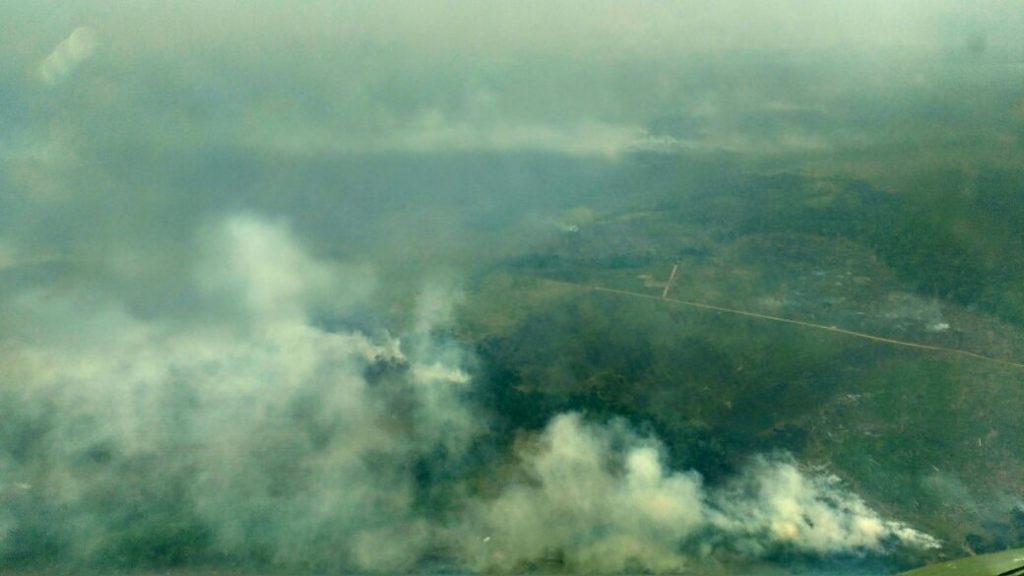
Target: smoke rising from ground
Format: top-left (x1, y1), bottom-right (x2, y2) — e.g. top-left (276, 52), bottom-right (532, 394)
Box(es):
top-left (2, 1), bottom-right (1022, 572)
top-left (462, 414), bottom-right (937, 574)
top-left (0, 215), bottom-right (937, 573)
top-left (0, 216), bottom-right (469, 570)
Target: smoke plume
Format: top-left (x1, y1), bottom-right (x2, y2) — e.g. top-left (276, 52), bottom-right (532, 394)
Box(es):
top-left (460, 413), bottom-right (937, 573)
top-left (0, 215), bottom-right (936, 573)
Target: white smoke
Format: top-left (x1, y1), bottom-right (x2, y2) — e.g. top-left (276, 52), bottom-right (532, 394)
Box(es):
top-left (709, 457), bottom-right (941, 556)
top-left (0, 215), bottom-right (469, 570)
top-left (0, 215), bottom-right (937, 573)
top-left (460, 413), bottom-right (707, 573)
top-left (461, 414), bottom-right (938, 574)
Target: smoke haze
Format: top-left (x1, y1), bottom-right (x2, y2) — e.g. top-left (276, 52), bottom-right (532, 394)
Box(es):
top-left (0, 216), bottom-right (937, 573)
top-left (3, 1), bottom-right (1024, 574)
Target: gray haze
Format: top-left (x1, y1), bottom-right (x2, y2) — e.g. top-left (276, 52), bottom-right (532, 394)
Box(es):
top-left (0, 216), bottom-right (936, 572)
top-left (2, 1), bottom-right (1022, 574)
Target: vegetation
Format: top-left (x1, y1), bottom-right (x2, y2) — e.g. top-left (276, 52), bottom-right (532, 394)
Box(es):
top-left (458, 161), bottom-right (1024, 566)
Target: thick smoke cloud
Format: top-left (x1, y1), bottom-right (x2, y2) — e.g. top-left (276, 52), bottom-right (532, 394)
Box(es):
top-left (0, 215), bottom-right (937, 573)
top-left (0, 216), bottom-right (470, 570)
top-left (461, 414), bottom-right (937, 574)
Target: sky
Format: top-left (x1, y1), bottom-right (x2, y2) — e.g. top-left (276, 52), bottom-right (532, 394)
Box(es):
top-left (3, 1), bottom-right (1022, 160)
